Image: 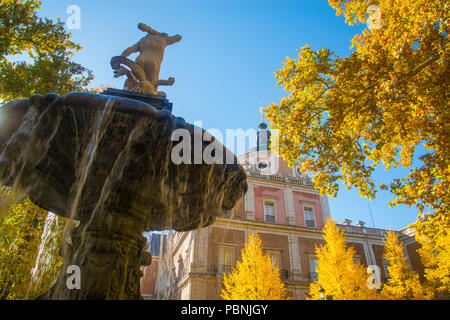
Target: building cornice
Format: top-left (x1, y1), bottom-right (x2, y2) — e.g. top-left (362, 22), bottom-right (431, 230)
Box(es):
top-left (212, 217), bottom-right (388, 242)
top-left (246, 176), bottom-right (319, 196)
top-left (246, 170), bottom-right (315, 188)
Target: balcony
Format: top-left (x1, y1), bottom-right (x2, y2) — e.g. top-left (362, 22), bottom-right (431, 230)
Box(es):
top-left (247, 171), bottom-right (315, 187)
top-left (305, 220), bottom-right (316, 228)
top-left (338, 224), bottom-right (387, 237)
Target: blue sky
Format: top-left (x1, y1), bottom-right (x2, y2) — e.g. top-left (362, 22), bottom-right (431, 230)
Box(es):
top-left (37, 0), bottom-right (420, 230)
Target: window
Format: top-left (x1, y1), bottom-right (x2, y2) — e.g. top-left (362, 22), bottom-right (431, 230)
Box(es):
top-left (309, 257), bottom-right (318, 281)
top-left (264, 201), bottom-right (276, 222)
top-left (303, 206), bottom-right (315, 227)
top-left (149, 233), bottom-right (161, 256)
top-left (217, 244), bottom-right (236, 274)
top-left (220, 247), bottom-right (233, 274)
top-left (257, 161), bottom-right (268, 170)
top-left (269, 253), bottom-right (280, 268)
top-left (223, 249), bottom-right (232, 267)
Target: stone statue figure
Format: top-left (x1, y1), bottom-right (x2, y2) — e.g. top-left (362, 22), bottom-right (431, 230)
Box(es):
top-left (111, 23), bottom-right (182, 97)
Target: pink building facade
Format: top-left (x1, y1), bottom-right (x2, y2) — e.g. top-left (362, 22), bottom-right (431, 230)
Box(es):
top-left (140, 122), bottom-right (424, 300)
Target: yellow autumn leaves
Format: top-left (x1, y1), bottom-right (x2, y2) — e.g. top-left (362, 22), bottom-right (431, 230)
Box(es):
top-left (309, 219), bottom-right (437, 300)
top-left (221, 221), bottom-right (443, 300)
top-left (264, 0), bottom-right (449, 297)
top-left (0, 187), bottom-right (65, 299)
top-left (221, 233), bottom-right (291, 300)
top-left (308, 219), bottom-right (378, 300)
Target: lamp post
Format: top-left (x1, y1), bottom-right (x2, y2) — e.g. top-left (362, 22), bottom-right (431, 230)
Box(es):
top-left (318, 286), bottom-right (325, 299)
top-left (318, 286), bottom-right (333, 300)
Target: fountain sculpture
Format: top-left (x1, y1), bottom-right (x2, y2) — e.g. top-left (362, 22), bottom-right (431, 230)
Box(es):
top-left (0, 24), bottom-right (247, 299)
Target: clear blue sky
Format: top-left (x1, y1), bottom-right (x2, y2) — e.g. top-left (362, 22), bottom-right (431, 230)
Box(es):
top-left (37, 0), bottom-right (420, 230)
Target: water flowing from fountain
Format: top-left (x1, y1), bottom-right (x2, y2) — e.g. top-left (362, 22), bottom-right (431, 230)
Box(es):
top-left (0, 92), bottom-right (247, 299)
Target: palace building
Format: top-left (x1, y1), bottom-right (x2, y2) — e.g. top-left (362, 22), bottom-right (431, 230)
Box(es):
top-left (139, 121), bottom-right (424, 300)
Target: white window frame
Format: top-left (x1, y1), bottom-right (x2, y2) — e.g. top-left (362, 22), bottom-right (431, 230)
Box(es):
top-left (263, 199), bottom-right (276, 223)
top-left (303, 205), bottom-right (316, 227)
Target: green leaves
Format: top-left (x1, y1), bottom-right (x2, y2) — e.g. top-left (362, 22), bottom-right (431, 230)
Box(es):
top-left (0, 56), bottom-right (94, 101)
top-left (0, 0), bottom-right (93, 102)
top-left (0, 0), bottom-right (80, 58)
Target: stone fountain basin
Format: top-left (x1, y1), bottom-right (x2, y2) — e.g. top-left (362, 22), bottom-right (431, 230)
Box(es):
top-left (0, 92), bottom-right (248, 232)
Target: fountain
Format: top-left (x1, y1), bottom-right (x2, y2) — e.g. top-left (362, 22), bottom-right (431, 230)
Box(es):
top-left (0, 24), bottom-right (247, 299)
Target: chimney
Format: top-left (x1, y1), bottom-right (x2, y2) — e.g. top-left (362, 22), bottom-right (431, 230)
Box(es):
top-left (342, 219), bottom-right (352, 226)
top-left (355, 220), bottom-right (366, 227)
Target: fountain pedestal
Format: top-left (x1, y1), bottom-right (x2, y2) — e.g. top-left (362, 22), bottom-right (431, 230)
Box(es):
top-left (44, 205), bottom-right (152, 300)
top-left (0, 92), bottom-right (247, 300)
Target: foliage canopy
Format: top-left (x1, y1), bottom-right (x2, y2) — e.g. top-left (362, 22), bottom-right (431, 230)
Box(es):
top-left (0, 0), bottom-right (94, 101)
top-left (308, 219), bottom-right (378, 300)
top-left (381, 230), bottom-right (434, 299)
top-left (264, 0), bottom-right (449, 239)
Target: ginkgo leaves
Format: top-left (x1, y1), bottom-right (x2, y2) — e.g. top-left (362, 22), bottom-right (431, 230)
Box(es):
top-left (221, 233), bottom-right (290, 300)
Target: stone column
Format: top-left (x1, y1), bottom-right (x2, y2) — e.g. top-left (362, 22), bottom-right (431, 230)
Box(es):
top-left (244, 180), bottom-right (255, 220)
top-left (191, 227), bottom-right (209, 273)
top-left (320, 194), bottom-right (331, 221)
top-left (403, 244), bottom-right (412, 266)
top-left (284, 186), bottom-right (296, 225)
top-left (288, 233), bottom-right (302, 280)
top-left (362, 237), bottom-right (376, 267)
top-left (42, 205), bottom-right (152, 300)
top-left (187, 232), bottom-right (195, 272)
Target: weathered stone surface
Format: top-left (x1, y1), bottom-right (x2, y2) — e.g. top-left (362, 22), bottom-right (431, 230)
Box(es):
top-left (0, 92), bottom-right (247, 299)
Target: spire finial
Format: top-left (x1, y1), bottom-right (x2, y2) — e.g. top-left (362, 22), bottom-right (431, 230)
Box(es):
top-left (259, 108), bottom-right (264, 123)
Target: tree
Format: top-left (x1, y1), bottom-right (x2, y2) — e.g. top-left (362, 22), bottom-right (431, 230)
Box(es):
top-left (221, 233), bottom-right (290, 300)
top-left (381, 230), bottom-right (434, 299)
top-left (308, 218), bottom-right (378, 300)
top-left (0, 187), bottom-right (65, 300)
top-left (0, 0), bottom-right (94, 102)
top-left (416, 226), bottom-right (450, 297)
top-left (264, 0), bottom-right (449, 245)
